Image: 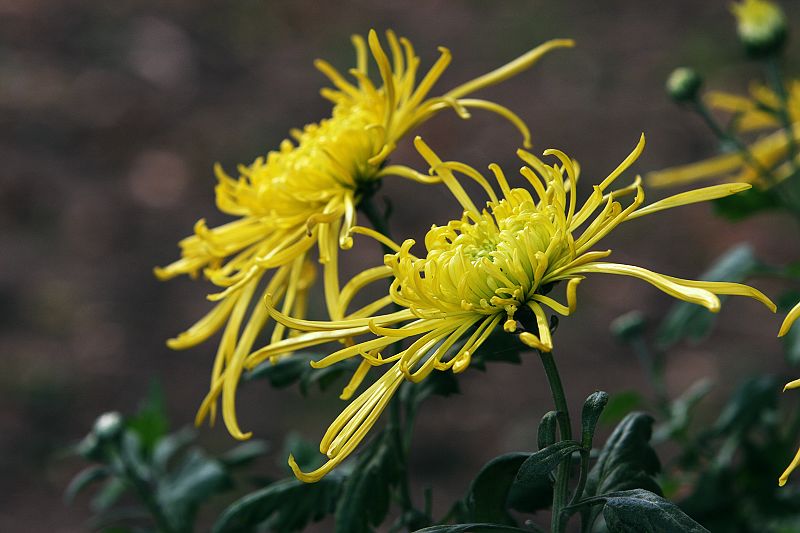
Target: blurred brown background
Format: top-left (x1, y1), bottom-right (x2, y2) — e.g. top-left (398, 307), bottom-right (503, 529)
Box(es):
top-left (3, 0), bottom-right (800, 530)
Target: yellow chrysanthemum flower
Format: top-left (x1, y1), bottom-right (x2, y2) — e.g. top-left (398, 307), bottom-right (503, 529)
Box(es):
top-left (156, 30), bottom-right (574, 439)
top-left (778, 303), bottom-right (800, 486)
top-left (230, 135), bottom-right (776, 482)
top-left (648, 81), bottom-right (800, 188)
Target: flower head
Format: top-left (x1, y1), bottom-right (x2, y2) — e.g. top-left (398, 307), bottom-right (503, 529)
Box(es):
top-left (732, 0), bottom-right (788, 57)
top-left (156, 31), bottom-right (573, 439)
top-left (240, 135), bottom-right (775, 482)
top-left (648, 81), bottom-right (800, 188)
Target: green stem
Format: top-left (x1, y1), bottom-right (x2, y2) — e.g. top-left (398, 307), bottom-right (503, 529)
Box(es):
top-left (538, 349), bottom-right (572, 533)
top-left (631, 337), bottom-right (670, 417)
top-left (110, 448), bottom-right (177, 533)
top-left (690, 99), bottom-right (776, 186)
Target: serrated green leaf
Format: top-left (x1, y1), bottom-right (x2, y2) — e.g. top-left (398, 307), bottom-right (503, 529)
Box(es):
top-left (599, 392), bottom-right (644, 426)
top-left (334, 429), bottom-right (402, 533)
top-left (219, 440), bottom-right (269, 469)
top-left (466, 452), bottom-right (529, 525)
top-left (64, 466), bottom-right (108, 504)
top-left (656, 244), bottom-right (760, 349)
top-left (514, 440), bottom-right (581, 488)
top-left (212, 476), bottom-right (342, 533)
top-left (127, 380), bottom-right (168, 454)
top-left (601, 489), bottom-right (710, 533)
top-left (582, 392), bottom-right (609, 448)
top-left (585, 412), bottom-right (661, 498)
top-left (157, 448), bottom-right (231, 530)
top-left (413, 524), bottom-right (538, 533)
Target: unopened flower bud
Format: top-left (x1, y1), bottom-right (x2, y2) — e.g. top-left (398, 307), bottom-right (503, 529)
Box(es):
top-left (93, 411), bottom-right (124, 441)
top-left (666, 67), bottom-right (703, 103)
top-left (732, 0), bottom-right (788, 57)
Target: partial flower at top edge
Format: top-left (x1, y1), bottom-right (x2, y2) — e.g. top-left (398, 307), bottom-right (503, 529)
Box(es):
top-left (228, 134), bottom-right (775, 482)
top-left (154, 30), bottom-right (574, 441)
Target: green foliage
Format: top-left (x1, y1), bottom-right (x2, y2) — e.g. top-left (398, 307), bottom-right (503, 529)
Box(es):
top-left (585, 413), bottom-right (662, 498)
top-left (414, 525), bottom-right (537, 533)
top-left (581, 392), bottom-right (609, 448)
top-left (654, 379), bottom-right (713, 443)
top-left (465, 453), bottom-right (532, 525)
top-left (514, 441), bottom-right (581, 489)
top-left (212, 476), bottom-right (343, 533)
top-left (596, 489), bottom-right (710, 533)
top-left (65, 385), bottom-right (267, 533)
top-left (333, 429), bottom-right (403, 533)
top-left (656, 244), bottom-right (762, 349)
top-left (712, 186), bottom-right (781, 221)
top-left (246, 353), bottom-right (359, 396)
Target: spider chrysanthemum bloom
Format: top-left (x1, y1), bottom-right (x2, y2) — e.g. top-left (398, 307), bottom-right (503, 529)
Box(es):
top-left (648, 81), bottom-right (800, 189)
top-left (238, 135), bottom-right (775, 482)
top-left (156, 30), bottom-right (573, 439)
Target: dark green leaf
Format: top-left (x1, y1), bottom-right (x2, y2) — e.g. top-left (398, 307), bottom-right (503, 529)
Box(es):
top-left (300, 360), bottom-right (359, 396)
top-left (219, 440), bottom-right (269, 469)
top-left (212, 476), bottom-right (342, 533)
top-left (712, 187), bottom-right (780, 221)
top-left (470, 330), bottom-right (523, 369)
top-left (405, 371), bottom-right (461, 412)
top-left (64, 466), bottom-right (108, 504)
top-left (127, 380), bottom-right (169, 453)
top-left (601, 489), bottom-right (710, 532)
top-left (466, 452), bottom-right (529, 525)
top-left (157, 448), bottom-right (231, 530)
top-left (283, 433), bottom-right (325, 474)
top-left (334, 429), bottom-right (402, 533)
top-left (712, 375), bottom-right (778, 436)
top-left (246, 354), bottom-right (314, 388)
top-left (538, 411), bottom-right (558, 449)
top-left (585, 412), bottom-right (661, 498)
top-left (414, 525), bottom-right (538, 533)
top-left (656, 244), bottom-right (760, 349)
top-left (153, 427), bottom-right (197, 473)
top-left (90, 477), bottom-right (128, 512)
top-left (599, 392), bottom-right (644, 426)
top-left (514, 440), bottom-right (581, 488)
top-left (581, 392), bottom-right (609, 448)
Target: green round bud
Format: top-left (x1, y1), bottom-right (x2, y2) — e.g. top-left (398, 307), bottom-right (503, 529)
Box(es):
top-left (732, 0), bottom-right (788, 57)
top-left (666, 67), bottom-right (703, 103)
top-left (93, 411), bottom-right (124, 441)
top-left (610, 311), bottom-right (647, 343)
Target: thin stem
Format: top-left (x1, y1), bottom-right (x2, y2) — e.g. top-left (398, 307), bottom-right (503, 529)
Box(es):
top-left (538, 349), bottom-right (572, 533)
top-left (110, 448), bottom-right (177, 533)
top-left (690, 99), bottom-right (776, 186)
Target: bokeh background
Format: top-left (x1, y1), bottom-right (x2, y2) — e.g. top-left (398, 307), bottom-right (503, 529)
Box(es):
top-left (3, 0), bottom-right (800, 530)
